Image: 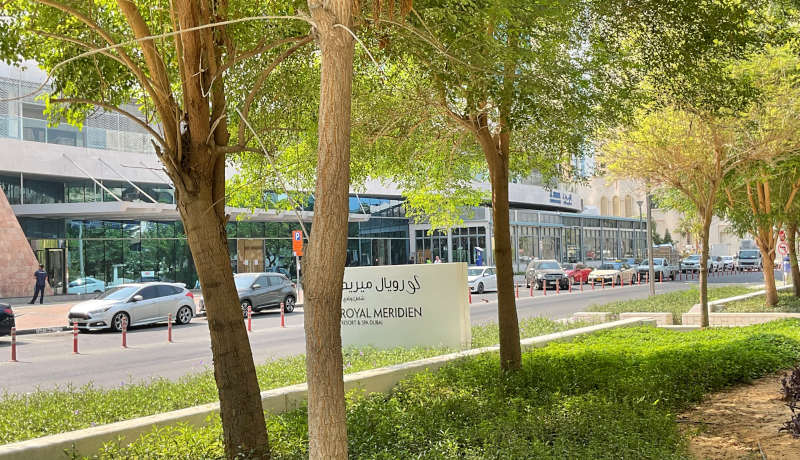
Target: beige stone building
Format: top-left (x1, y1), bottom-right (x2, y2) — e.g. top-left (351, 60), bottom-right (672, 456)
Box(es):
top-left (574, 177), bottom-right (745, 257)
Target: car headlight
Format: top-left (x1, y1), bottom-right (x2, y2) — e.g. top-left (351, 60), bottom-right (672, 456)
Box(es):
top-left (536, 273), bottom-right (544, 279)
top-left (88, 307), bottom-right (112, 315)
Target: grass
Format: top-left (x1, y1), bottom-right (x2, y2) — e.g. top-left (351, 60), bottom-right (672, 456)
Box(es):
top-left (719, 289), bottom-right (800, 313)
top-left (586, 285), bottom-right (755, 324)
top-left (0, 316), bottom-right (578, 445)
top-left (84, 320), bottom-right (800, 459)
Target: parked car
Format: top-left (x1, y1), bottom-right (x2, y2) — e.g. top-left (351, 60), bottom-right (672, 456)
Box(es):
top-left (680, 254), bottom-right (711, 272)
top-left (561, 263), bottom-right (592, 284)
top-left (235, 272), bottom-right (298, 316)
top-left (468, 266), bottom-right (497, 294)
top-left (720, 255), bottom-right (735, 270)
top-left (67, 283), bottom-right (195, 332)
top-left (66, 277), bottom-right (106, 295)
top-left (525, 259), bottom-right (570, 290)
top-left (0, 303), bottom-right (14, 337)
top-left (735, 249), bottom-right (762, 271)
top-left (587, 262), bottom-right (636, 285)
top-left (636, 258), bottom-right (679, 281)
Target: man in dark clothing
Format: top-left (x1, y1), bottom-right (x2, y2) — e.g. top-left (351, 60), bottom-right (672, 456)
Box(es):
top-left (30, 264), bottom-right (48, 304)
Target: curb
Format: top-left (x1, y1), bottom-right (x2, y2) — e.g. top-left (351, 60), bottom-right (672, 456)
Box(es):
top-left (14, 326), bottom-right (71, 336)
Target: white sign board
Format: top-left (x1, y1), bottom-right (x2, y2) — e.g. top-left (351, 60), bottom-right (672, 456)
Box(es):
top-left (341, 262), bottom-right (471, 349)
top-left (140, 270), bottom-right (155, 278)
top-left (778, 242), bottom-right (789, 256)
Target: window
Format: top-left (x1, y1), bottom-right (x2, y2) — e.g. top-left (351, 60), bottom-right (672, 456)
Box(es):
top-left (269, 275), bottom-right (286, 286)
top-left (254, 276), bottom-right (269, 287)
top-left (137, 286), bottom-right (160, 300)
top-left (157, 285), bottom-right (181, 297)
top-left (600, 197), bottom-right (609, 216)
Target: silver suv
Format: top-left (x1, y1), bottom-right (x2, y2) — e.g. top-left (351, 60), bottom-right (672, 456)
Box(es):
top-left (235, 272), bottom-right (297, 316)
top-left (525, 259), bottom-right (569, 290)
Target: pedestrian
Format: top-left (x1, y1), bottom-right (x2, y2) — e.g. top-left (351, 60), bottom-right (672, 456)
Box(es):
top-left (434, 256), bottom-right (442, 264)
top-left (30, 264), bottom-right (48, 304)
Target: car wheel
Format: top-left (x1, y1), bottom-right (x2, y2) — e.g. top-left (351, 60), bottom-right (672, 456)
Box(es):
top-left (477, 282), bottom-right (485, 294)
top-left (241, 299), bottom-right (252, 318)
top-left (283, 296), bottom-right (296, 313)
top-left (534, 280), bottom-right (542, 290)
top-left (111, 312), bottom-right (129, 332)
top-left (176, 306), bottom-right (193, 325)
top-left (670, 272), bottom-right (675, 281)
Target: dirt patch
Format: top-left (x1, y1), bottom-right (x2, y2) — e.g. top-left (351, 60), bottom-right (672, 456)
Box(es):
top-left (679, 372), bottom-right (800, 459)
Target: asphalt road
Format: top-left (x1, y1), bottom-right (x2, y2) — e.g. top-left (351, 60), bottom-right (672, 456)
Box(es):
top-left (0, 270), bottom-right (769, 394)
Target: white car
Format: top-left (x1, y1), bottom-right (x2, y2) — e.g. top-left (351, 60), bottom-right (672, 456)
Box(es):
top-left (67, 277), bottom-right (106, 295)
top-left (67, 282), bottom-right (195, 331)
top-left (468, 266), bottom-right (497, 294)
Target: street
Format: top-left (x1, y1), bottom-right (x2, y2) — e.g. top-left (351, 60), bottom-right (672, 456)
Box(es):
top-left (0, 271), bottom-right (768, 394)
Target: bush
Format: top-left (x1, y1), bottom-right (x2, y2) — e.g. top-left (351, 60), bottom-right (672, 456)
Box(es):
top-left (0, 317), bottom-right (577, 445)
top-left (85, 320), bottom-right (800, 459)
top-left (587, 285), bottom-right (754, 323)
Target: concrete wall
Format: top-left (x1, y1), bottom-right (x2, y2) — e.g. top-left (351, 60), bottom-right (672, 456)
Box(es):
top-left (0, 187), bottom-right (52, 297)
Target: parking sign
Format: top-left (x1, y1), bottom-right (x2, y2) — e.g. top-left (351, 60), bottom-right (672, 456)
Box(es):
top-left (292, 230), bottom-right (303, 254)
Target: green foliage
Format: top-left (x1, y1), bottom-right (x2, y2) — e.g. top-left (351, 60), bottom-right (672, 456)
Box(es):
top-left (719, 290), bottom-right (800, 313)
top-left (587, 285), bottom-right (756, 323)
top-left (82, 320), bottom-right (800, 459)
top-left (0, 317), bottom-right (577, 445)
top-left (663, 229), bottom-right (673, 244)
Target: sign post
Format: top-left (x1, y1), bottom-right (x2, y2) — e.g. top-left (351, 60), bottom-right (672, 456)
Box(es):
top-left (292, 230), bottom-right (303, 294)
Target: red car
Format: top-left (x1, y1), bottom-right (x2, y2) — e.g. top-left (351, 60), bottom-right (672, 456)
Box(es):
top-left (562, 263), bottom-right (592, 283)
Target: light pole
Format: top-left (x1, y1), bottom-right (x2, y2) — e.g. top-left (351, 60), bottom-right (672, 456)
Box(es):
top-left (636, 200), bottom-right (644, 260)
top-left (646, 193), bottom-right (655, 296)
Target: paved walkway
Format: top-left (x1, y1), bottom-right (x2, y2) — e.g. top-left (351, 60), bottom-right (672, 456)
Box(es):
top-left (10, 303), bottom-right (73, 331)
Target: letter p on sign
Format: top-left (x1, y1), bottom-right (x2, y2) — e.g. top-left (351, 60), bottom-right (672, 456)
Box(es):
top-left (292, 230), bottom-right (303, 256)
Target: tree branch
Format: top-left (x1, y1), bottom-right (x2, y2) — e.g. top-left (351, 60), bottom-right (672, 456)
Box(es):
top-left (50, 97), bottom-right (166, 147)
top-left (213, 35), bottom-right (311, 81)
top-left (238, 35), bottom-right (313, 146)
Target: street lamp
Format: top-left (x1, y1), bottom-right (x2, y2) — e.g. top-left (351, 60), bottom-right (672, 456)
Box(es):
top-left (636, 200), bottom-right (644, 259)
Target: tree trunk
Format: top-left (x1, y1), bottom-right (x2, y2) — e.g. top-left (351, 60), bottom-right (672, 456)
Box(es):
top-left (788, 223), bottom-right (800, 297)
top-left (177, 179), bottom-right (269, 459)
top-left (479, 133), bottom-right (521, 371)
top-left (759, 243), bottom-right (779, 306)
top-left (699, 211), bottom-right (712, 328)
top-left (304, 0), bottom-right (354, 458)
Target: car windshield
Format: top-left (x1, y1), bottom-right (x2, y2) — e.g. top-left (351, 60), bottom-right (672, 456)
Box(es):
top-left (467, 268), bottom-right (485, 276)
top-left (234, 274), bottom-right (258, 289)
top-left (686, 255), bottom-right (700, 260)
top-left (739, 250), bottom-right (759, 258)
top-left (598, 264), bottom-right (616, 270)
top-left (536, 261), bottom-right (561, 270)
top-left (96, 286), bottom-right (138, 300)
top-left (68, 279), bottom-right (85, 287)
top-left (722, 256), bottom-right (733, 260)
top-left (651, 258), bottom-right (664, 265)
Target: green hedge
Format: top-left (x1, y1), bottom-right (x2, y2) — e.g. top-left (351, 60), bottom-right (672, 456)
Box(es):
top-left (0, 317), bottom-right (578, 445)
top-left (719, 290), bottom-right (800, 313)
top-left (587, 285), bottom-right (754, 323)
top-left (86, 320), bottom-right (800, 459)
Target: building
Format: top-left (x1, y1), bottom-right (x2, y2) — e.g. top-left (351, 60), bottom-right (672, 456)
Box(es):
top-left (576, 177), bottom-right (745, 257)
top-left (0, 66), bottom-right (649, 297)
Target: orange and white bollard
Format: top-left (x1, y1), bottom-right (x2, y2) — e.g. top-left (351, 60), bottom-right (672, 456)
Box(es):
top-left (569, 279), bottom-right (573, 292)
top-left (580, 278), bottom-right (584, 292)
top-left (556, 281), bottom-right (560, 295)
top-left (515, 284), bottom-right (519, 298)
top-left (280, 302), bottom-right (286, 328)
top-left (247, 305), bottom-right (253, 332)
top-left (659, 271), bottom-right (663, 283)
top-left (469, 290), bottom-right (472, 304)
top-left (543, 281), bottom-right (547, 296)
top-left (602, 278), bottom-right (605, 289)
top-left (529, 285), bottom-right (533, 297)
top-left (10, 327), bottom-right (17, 362)
top-left (168, 313), bottom-right (173, 343)
top-left (72, 323), bottom-right (79, 354)
top-left (121, 317), bottom-right (128, 349)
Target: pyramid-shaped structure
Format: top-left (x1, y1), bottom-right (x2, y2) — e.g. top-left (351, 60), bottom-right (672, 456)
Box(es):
top-left (0, 187), bottom-right (53, 298)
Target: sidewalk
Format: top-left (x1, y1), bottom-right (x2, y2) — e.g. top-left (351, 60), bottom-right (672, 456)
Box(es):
top-left (9, 303), bottom-right (73, 334)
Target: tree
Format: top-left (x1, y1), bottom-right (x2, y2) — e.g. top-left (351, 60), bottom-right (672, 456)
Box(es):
top-left (0, 2), bottom-right (313, 457)
top-left (719, 46), bottom-right (800, 306)
top-left (602, 107), bottom-right (758, 327)
top-left (663, 229), bottom-right (673, 244)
